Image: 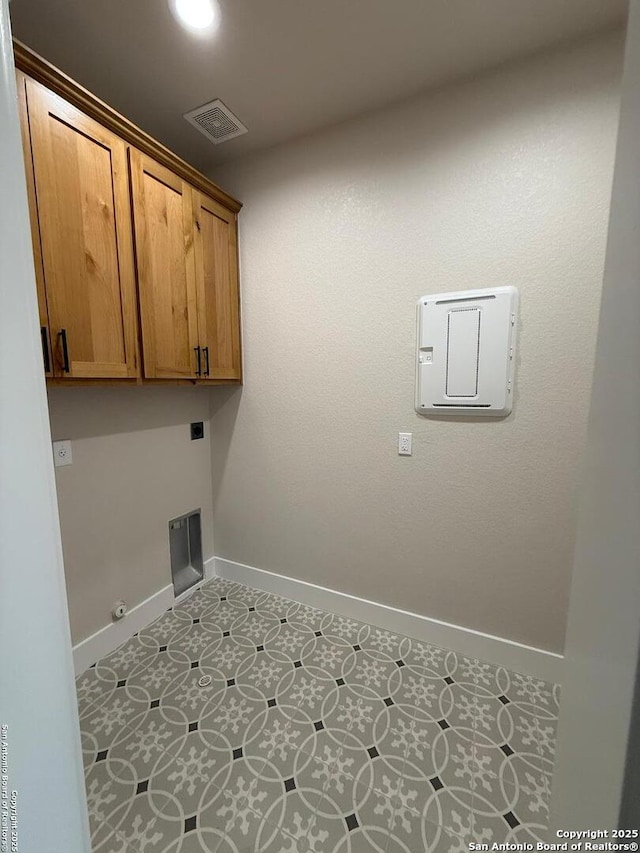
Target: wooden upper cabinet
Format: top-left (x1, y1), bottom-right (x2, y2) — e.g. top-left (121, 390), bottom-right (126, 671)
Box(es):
top-left (14, 41), bottom-right (242, 385)
top-left (129, 150), bottom-right (200, 379)
top-left (24, 78), bottom-right (139, 379)
top-left (130, 154), bottom-right (242, 382)
top-left (193, 191), bottom-right (242, 381)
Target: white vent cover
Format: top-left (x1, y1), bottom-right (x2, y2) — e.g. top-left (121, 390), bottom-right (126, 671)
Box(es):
top-left (415, 286), bottom-right (518, 417)
top-left (184, 99), bottom-right (248, 145)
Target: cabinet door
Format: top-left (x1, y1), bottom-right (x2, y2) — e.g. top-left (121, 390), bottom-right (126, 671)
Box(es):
top-left (25, 79), bottom-right (138, 378)
top-left (16, 72), bottom-right (52, 376)
top-left (193, 191), bottom-right (242, 381)
top-left (129, 150), bottom-right (200, 379)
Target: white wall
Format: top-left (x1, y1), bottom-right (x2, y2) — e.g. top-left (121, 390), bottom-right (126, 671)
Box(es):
top-left (211, 31), bottom-right (623, 655)
top-left (550, 3), bottom-right (640, 826)
top-left (48, 387), bottom-right (215, 644)
top-left (0, 0), bottom-right (90, 847)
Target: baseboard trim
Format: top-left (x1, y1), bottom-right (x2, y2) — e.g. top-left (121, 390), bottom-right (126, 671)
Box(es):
top-left (214, 557), bottom-right (564, 684)
top-left (73, 557), bottom-right (217, 675)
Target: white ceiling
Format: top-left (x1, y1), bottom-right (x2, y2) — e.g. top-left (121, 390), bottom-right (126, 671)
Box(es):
top-left (10, 0), bottom-right (628, 171)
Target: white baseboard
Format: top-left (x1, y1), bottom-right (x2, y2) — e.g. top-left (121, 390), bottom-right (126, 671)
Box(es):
top-left (73, 557), bottom-right (217, 675)
top-left (214, 557), bottom-right (564, 684)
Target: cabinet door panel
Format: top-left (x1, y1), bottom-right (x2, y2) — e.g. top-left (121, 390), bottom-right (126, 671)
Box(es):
top-left (193, 192), bottom-right (241, 380)
top-left (25, 80), bottom-right (138, 378)
top-left (130, 151), bottom-right (199, 379)
top-left (16, 72), bottom-right (52, 376)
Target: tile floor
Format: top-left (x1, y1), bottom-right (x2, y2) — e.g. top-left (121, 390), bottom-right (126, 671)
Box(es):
top-left (76, 578), bottom-right (559, 853)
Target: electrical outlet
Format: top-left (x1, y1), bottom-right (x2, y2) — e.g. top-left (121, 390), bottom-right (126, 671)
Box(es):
top-left (398, 432), bottom-right (412, 456)
top-left (53, 439), bottom-right (73, 467)
top-left (190, 421), bottom-right (204, 440)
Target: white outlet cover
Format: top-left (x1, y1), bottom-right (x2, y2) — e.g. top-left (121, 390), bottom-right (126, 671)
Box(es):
top-left (53, 439), bottom-right (72, 467)
top-left (398, 432), bottom-right (413, 456)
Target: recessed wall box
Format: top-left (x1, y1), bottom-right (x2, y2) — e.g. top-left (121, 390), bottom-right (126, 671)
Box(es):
top-left (169, 510), bottom-right (204, 597)
top-left (415, 286), bottom-right (518, 417)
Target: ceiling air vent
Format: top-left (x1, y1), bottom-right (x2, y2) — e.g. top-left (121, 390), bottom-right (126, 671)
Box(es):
top-left (184, 99), bottom-right (248, 145)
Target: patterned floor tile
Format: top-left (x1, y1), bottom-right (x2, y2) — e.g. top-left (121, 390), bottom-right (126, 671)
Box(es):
top-left (287, 604), bottom-right (327, 633)
top-left (217, 810), bottom-right (298, 852)
top-left (90, 822), bottom-right (133, 853)
top-left (315, 779), bottom-right (394, 853)
top-left (344, 650), bottom-right (400, 700)
top-left (300, 635), bottom-right (356, 680)
top-left (78, 577), bottom-right (559, 853)
top-left (79, 687), bottom-right (150, 767)
top-left (320, 614), bottom-right (364, 645)
top-left (76, 667), bottom-right (121, 717)
top-left (403, 641), bottom-right (459, 681)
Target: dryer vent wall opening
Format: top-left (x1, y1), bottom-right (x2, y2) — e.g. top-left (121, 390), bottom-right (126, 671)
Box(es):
top-left (169, 509), bottom-right (204, 596)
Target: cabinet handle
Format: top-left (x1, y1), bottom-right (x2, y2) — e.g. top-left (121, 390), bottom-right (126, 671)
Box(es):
top-left (203, 346), bottom-right (210, 377)
top-left (58, 328), bottom-right (70, 373)
top-left (194, 345), bottom-right (202, 377)
top-left (41, 327), bottom-right (50, 373)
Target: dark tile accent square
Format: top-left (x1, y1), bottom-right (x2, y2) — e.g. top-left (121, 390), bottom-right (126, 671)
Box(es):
top-left (284, 777), bottom-right (296, 793)
top-left (220, 597), bottom-right (227, 602)
top-left (90, 662), bottom-right (97, 668)
top-left (367, 746), bottom-right (379, 759)
top-left (500, 743), bottom-right (514, 757)
top-left (136, 779), bottom-right (149, 796)
top-left (315, 631), bottom-right (322, 637)
top-left (345, 814), bottom-right (359, 832)
top-left (280, 618), bottom-right (287, 624)
top-left (504, 812), bottom-right (520, 829)
top-left (233, 747), bottom-right (243, 760)
top-left (267, 698), bottom-right (277, 708)
top-left (116, 679), bottom-right (127, 688)
top-left (395, 659), bottom-right (405, 668)
top-left (150, 700), bottom-right (160, 709)
top-left (96, 750), bottom-right (108, 763)
top-left (190, 661), bottom-right (199, 670)
top-left (249, 607), bottom-right (256, 612)
top-left (499, 695), bottom-right (511, 705)
top-left (429, 776), bottom-right (444, 791)
top-left (227, 678), bottom-right (236, 687)
top-left (223, 631), bottom-right (230, 638)
top-left (294, 660), bottom-right (302, 668)
top-left (437, 719), bottom-right (450, 730)
top-left (384, 697), bottom-right (394, 707)
top-left (184, 815), bottom-right (197, 833)
top-left (336, 678), bottom-right (345, 686)
top-left (444, 676), bottom-right (455, 685)
top-left (192, 618), bottom-right (200, 625)
top-left (353, 644), bottom-right (361, 651)
top-left (257, 645), bottom-right (264, 652)
top-left (314, 720), bottom-right (325, 732)
top-left (159, 645), bottom-right (167, 653)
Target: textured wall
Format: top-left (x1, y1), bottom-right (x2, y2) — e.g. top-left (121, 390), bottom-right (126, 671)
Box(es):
top-left (210, 32), bottom-right (623, 654)
top-left (48, 387), bottom-right (214, 644)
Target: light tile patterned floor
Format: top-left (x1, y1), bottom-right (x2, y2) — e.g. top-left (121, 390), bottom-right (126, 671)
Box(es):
top-left (76, 578), bottom-right (559, 853)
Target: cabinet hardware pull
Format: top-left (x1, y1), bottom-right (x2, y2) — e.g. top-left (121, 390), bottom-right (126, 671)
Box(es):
top-left (194, 345), bottom-right (202, 377)
top-left (59, 328), bottom-right (70, 373)
top-left (203, 346), bottom-right (210, 376)
top-left (41, 327), bottom-right (50, 373)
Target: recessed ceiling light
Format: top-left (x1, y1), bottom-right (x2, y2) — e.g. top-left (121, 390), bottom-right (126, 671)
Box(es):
top-left (170, 0), bottom-right (220, 33)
